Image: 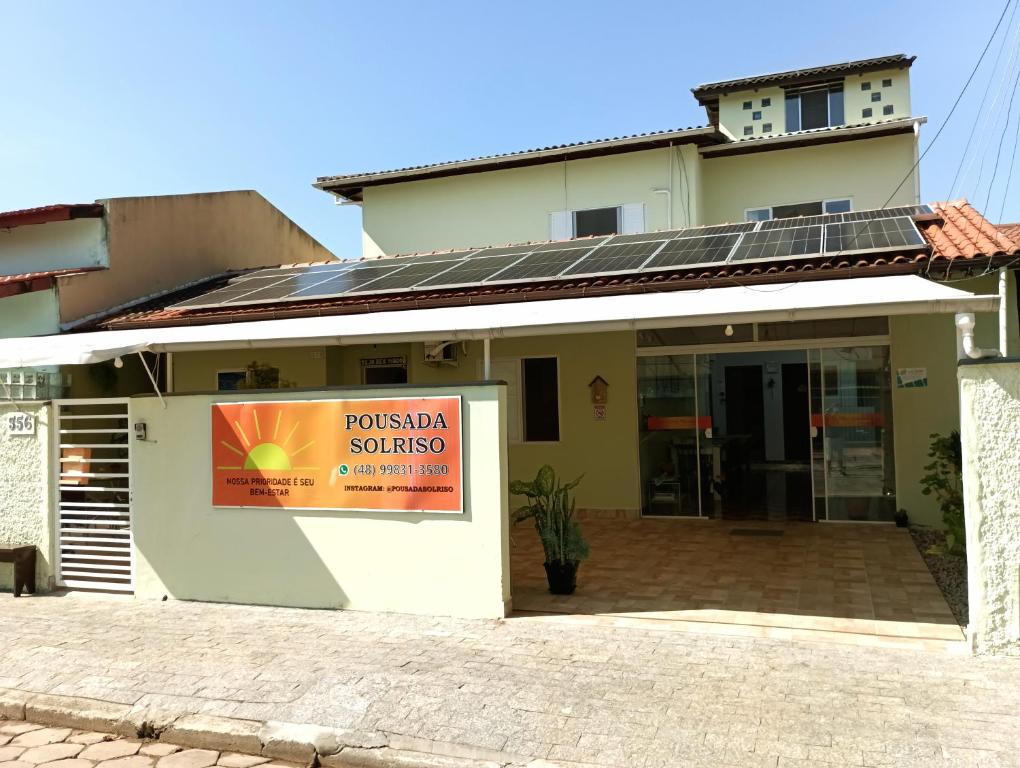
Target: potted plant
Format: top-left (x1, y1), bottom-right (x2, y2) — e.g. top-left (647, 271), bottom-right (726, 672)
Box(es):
top-left (511, 465), bottom-right (589, 595)
top-left (893, 508), bottom-right (909, 528)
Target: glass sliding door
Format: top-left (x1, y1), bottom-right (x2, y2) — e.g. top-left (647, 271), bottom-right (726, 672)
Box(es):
top-left (808, 346), bottom-right (896, 521)
top-left (637, 355), bottom-right (710, 517)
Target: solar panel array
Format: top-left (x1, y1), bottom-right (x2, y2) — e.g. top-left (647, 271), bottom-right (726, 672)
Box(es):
top-left (171, 205), bottom-right (932, 311)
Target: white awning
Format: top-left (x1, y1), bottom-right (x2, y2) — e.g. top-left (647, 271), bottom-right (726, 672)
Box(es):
top-left (0, 275), bottom-right (999, 368)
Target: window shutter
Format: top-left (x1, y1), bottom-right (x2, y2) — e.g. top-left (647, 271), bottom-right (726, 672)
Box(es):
top-left (549, 210), bottom-right (572, 241)
top-left (621, 202), bottom-right (645, 234)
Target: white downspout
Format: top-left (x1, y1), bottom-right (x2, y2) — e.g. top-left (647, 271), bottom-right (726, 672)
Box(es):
top-left (652, 189), bottom-right (672, 230)
top-left (483, 337), bottom-right (491, 379)
top-left (999, 268), bottom-right (1009, 357)
top-left (956, 313), bottom-right (1001, 360)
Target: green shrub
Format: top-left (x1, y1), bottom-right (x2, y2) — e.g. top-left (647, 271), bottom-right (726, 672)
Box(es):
top-left (920, 431), bottom-right (965, 555)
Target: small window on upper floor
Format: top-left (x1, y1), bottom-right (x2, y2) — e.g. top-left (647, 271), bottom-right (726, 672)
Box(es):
top-left (761, 97), bottom-right (771, 107)
top-left (550, 203), bottom-right (645, 240)
top-left (573, 207), bottom-right (619, 237)
top-left (871, 92), bottom-right (882, 102)
top-left (862, 107), bottom-right (873, 118)
top-left (882, 78), bottom-right (893, 88)
top-left (742, 100), bottom-right (752, 110)
top-left (745, 198), bottom-right (852, 221)
top-left (752, 110), bottom-right (762, 120)
top-left (785, 83), bottom-right (844, 131)
top-left (743, 125), bottom-right (754, 136)
top-left (883, 104), bottom-right (894, 116)
top-left (762, 122), bottom-right (772, 132)
top-left (861, 81), bottom-right (872, 91)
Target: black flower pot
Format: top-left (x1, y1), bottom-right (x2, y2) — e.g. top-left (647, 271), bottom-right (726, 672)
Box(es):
top-left (544, 561), bottom-right (579, 595)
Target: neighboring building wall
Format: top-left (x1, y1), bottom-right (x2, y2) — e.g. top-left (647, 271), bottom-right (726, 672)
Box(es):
top-left (701, 133), bottom-right (918, 224)
top-left (0, 402), bottom-right (54, 591)
top-left (57, 191), bottom-right (336, 326)
top-left (958, 360), bottom-right (1020, 655)
top-left (130, 384), bottom-right (510, 618)
top-left (0, 289), bottom-right (60, 337)
top-left (360, 146), bottom-right (703, 257)
top-left (0, 218), bottom-right (106, 276)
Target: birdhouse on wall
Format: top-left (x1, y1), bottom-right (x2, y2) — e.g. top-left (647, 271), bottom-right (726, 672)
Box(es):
top-left (589, 375), bottom-right (609, 405)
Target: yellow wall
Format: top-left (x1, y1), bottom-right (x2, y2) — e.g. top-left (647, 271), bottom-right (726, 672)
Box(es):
top-left (701, 133), bottom-right (918, 224)
top-left (718, 86), bottom-right (785, 140)
top-left (57, 191), bottom-right (336, 326)
top-left (171, 347), bottom-right (328, 392)
top-left (130, 384), bottom-right (510, 618)
top-left (843, 67), bottom-right (912, 126)
top-left (715, 67), bottom-right (912, 140)
top-left (360, 146), bottom-right (702, 256)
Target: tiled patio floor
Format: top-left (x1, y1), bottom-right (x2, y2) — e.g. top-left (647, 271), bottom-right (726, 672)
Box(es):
top-left (510, 519), bottom-right (964, 646)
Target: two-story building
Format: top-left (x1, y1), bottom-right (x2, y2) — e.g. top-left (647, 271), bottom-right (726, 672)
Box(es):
top-left (0, 55), bottom-right (1015, 645)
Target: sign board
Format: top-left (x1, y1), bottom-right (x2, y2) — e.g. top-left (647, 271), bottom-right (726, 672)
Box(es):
top-left (211, 396), bottom-right (463, 513)
top-left (593, 405), bottom-right (607, 421)
top-left (896, 367), bottom-right (928, 388)
top-left (6, 412), bottom-right (36, 436)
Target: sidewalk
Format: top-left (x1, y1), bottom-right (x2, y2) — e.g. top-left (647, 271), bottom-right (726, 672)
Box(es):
top-left (1, 593), bottom-right (1020, 767)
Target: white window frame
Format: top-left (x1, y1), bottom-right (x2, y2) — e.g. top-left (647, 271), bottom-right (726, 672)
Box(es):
top-left (551, 203), bottom-right (645, 240)
top-left (215, 368), bottom-right (247, 391)
top-left (572, 205), bottom-right (621, 237)
top-left (743, 197), bottom-right (853, 222)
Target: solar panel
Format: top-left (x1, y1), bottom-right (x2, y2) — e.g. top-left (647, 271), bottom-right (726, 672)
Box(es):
top-left (416, 254), bottom-right (527, 287)
top-left (677, 222), bottom-right (755, 237)
top-left (643, 234), bottom-right (741, 270)
top-left (255, 264), bottom-right (407, 302)
top-left (840, 205), bottom-right (932, 222)
top-left (729, 226), bottom-right (823, 262)
top-left (485, 247), bottom-right (600, 283)
top-left (602, 231), bottom-right (676, 246)
top-left (563, 242), bottom-right (665, 276)
top-left (758, 214), bottom-right (834, 230)
top-left (169, 275), bottom-right (302, 309)
top-left (348, 260), bottom-right (464, 293)
top-left (527, 237), bottom-right (611, 251)
top-left (824, 217), bottom-right (925, 253)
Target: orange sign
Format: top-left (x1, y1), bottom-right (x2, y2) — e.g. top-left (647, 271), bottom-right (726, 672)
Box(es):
top-left (211, 397), bottom-right (463, 513)
top-left (646, 416), bottom-right (712, 431)
top-left (810, 412), bottom-right (885, 428)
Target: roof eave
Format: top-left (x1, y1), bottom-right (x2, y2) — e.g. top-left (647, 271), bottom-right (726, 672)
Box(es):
top-left (314, 126), bottom-right (726, 200)
top-left (691, 54), bottom-right (915, 104)
top-left (700, 117), bottom-right (925, 158)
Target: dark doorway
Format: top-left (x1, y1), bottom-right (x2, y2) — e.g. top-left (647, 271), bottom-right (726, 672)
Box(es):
top-left (724, 365), bottom-right (765, 461)
top-left (782, 363), bottom-right (810, 462)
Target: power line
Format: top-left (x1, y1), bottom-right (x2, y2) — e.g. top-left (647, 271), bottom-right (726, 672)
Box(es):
top-left (984, 49), bottom-right (1020, 214)
top-left (950, 0), bottom-right (1019, 197)
top-left (998, 97), bottom-right (1020, 221)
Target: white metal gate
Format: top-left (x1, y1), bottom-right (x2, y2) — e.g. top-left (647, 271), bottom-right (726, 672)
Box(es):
top-left (53, 399), bottom-right (133, 592)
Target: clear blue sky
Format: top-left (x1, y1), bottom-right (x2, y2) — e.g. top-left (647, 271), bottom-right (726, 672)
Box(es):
top-left (3, 1), bottom-right (1018, 257)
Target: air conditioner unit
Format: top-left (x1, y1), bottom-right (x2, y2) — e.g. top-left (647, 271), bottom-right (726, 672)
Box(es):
top-left (423, 341), bottom-right (459, 366)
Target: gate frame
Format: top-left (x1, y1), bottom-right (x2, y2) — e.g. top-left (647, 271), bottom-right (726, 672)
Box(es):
top-left (51, 397), bottom-right (134, 593)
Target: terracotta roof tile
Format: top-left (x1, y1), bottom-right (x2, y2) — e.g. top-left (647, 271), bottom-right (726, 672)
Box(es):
top-left (0, 204), bottom-right (104, 229)
top-left (0, 267), bottom-right (105, 299)
top-left (923, 200), bottom-right (1020, 260)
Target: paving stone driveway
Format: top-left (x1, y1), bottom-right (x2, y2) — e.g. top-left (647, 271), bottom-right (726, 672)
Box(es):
top-left (1, 594), bottom-right (1020, 767)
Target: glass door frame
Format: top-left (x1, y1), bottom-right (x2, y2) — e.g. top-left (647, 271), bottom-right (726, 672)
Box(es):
top-left (635, 333), bottom-right (892, 522)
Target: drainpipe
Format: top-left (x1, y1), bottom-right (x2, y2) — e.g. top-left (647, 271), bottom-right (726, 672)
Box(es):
top-left (483, 337), bottom-right (491, 379)
top-left (652, 189), bottom-right (672, 230)
top-left (956, 313), bottom-right (1001, 360)
top-left (999, 268), bottom-right (1009, 357)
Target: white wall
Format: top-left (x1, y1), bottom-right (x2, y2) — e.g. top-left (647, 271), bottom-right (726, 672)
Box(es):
top-left (0, 402), bottom-right (54, 590)
top-left (0, 289), bottom-right (60, 337)
top-left (958, 361), bottom-right (1020, 655)
top-left (0, 218), bottom-right (106, 277)
top-left (129, 385), bottom-right (510, 618)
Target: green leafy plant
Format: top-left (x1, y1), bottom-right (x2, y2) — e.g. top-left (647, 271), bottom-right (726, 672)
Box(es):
top-left (920, 431), bottom-right (965, 555)
top-left (237, 361), bottom-right (294, 389)
top-left (510, 465), bottom-right (589, 565)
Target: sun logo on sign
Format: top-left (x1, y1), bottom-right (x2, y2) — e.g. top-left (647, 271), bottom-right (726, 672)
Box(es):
top-left (218, 408), bottom-right (317, 471)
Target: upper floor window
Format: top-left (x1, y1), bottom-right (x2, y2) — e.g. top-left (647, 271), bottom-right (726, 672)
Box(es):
top-left (745, 198), bottom-right (851, 222)
top-left (785, 83), bottom-right (844, 131)
top-left (549, 203), bottom-right (645, 240)
top-left (574, 206), bottom-right (620, 237)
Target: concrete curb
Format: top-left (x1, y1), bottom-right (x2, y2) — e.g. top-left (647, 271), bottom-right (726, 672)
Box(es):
top-left (0, 688), bottom-right (593, 768)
